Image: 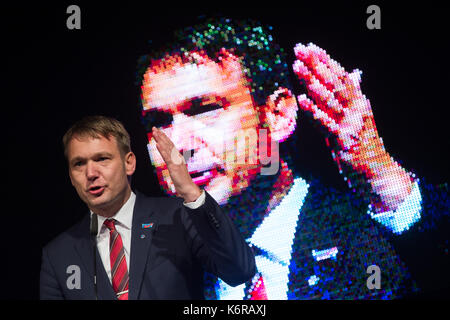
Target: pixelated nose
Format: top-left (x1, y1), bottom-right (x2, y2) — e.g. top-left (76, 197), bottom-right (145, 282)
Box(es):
top-left (170, 112), bottom-right (206, 151)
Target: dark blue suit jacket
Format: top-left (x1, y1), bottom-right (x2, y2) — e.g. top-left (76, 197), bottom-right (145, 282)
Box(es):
top-left (40, 191), bottom-right (256, 300)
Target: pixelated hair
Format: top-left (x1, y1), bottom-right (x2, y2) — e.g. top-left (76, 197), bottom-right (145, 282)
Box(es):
top-left (137, 17), bottom-right (293, 129)
top-left (62, 115), bottom-right (131, 159)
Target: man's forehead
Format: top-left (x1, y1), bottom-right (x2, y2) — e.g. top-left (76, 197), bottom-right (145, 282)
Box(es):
top-left (70, 133), bottom-right (114, 144)
top-left (141, 52), bottom-right (245, 111)
top-left (68, 134), bottom-right (116, 154)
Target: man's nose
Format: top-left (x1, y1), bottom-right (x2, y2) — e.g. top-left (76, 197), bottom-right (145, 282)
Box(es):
top-left (85, 161), bottom-right (99, 180)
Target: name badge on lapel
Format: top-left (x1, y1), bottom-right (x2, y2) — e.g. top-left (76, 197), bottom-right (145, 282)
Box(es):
top-left (140, 223), bottom-right (155, 238)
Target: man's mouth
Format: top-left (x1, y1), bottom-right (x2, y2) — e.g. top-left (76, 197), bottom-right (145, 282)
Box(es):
top-left (190, 167), bottom-right (225, 186)
top-left (87, 186), bottom-right (105, 196)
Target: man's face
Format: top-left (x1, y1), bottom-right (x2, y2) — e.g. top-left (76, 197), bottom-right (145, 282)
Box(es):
top-left (142, 52), bottom-right (261, 204)
top-left (67, 135), bottom-right (135, 215)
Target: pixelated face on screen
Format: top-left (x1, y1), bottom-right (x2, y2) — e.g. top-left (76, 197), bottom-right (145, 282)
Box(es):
top-left (142, 50), bottom-right (259, 204)
top-left (140, 23), bottom-right (298, 204)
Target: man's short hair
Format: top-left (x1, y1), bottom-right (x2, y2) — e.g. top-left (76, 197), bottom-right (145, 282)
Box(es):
top-left (137, 18), bottom-right (293, 130)
top-left (62, 115), bottom-right (131, 159)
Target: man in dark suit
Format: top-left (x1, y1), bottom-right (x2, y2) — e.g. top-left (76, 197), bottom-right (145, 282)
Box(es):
top-left (39, 116), bottom-right (256, 300)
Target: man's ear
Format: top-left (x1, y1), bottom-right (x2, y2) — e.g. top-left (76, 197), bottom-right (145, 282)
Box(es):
top-left (125, 151), bottom-right (137, 176)
top-left (263, 88), bottom-right (299, 142)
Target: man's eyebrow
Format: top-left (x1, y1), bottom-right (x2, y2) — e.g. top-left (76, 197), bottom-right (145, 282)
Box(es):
top-left (94, 151), bottom-right (114, 158)
top-left (193, 96), bottom-right (229, 108)
top-left (181, 96), bottom-right (228, 117)
top-left (96, 151), bottom-right (113, 156)
top-left (69, 156), bottom-right (85, 165)
top-left (69, 152), bottom-right (114, 164)
top-left (201, 96), bottom-right (219, 105)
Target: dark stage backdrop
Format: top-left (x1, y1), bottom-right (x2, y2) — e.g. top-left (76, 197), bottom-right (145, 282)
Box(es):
top-left (3, 2), bottom-right (449, 300)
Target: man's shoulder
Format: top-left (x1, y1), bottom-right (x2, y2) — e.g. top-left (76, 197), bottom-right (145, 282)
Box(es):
top-left (42, 215), bottom-right (87, 254)
top-left (135, 190), bottom-right (185, 211)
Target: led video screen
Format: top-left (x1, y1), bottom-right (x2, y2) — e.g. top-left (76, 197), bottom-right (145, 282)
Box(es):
top-left (6, 4), bottom-right (448, 301)
top-left (136, 18), bottom-right (448, 299)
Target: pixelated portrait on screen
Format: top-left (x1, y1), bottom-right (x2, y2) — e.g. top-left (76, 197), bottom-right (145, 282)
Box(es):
top-left (136, 17), bottom-right (448, 300)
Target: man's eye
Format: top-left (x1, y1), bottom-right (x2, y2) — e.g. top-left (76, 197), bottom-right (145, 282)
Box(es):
top-left (183, 99), bottom-right (223, 117)
top-left (150, 110), bottom-right (174, 128)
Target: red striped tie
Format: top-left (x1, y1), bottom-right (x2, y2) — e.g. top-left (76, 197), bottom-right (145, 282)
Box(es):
top-left (104, 219), bottom-right (129, 300)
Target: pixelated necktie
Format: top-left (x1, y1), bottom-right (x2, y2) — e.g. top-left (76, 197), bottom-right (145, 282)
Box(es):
top-left (104, 219), bottom-right (129, 300)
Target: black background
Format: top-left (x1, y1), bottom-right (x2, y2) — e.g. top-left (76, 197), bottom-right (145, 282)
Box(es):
top-left (3, 1), bottom-right (449, 300)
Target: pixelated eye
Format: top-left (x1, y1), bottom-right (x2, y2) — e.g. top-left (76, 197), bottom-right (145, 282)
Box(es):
top-left (151, 110), bottom-right (174, 128)
top-left (182, 98), bottom-right (223, 116)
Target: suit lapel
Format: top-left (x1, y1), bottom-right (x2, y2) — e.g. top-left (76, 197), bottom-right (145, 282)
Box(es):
top-left (74, 214), bottom-right (117, 300)
top-left (128, 192), bottom-right (157, 300)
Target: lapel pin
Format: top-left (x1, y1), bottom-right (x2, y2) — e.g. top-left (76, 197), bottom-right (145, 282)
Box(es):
top-left (142, 222), bottom-right (154, 229)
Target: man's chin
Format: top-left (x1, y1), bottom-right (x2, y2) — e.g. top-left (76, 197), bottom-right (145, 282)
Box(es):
top-left (85, 193), bottom-right (111, 212)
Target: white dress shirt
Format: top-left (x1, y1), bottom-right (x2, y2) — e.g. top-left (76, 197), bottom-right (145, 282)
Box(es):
top-left (91, 190), bottom-right (206, 283)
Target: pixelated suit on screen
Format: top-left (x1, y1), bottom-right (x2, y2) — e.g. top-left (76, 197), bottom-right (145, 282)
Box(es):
top-left (212, 164), bottom-right (435, 299)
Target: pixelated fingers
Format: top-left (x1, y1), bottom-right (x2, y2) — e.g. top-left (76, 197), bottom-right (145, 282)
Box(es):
top-left (297, 94), bottom-right (340, 135)
top-left (293, 49), bottom-right (342, 134)
top-left (293, 43), bottom-right (347, 92)
top-left (293, 43), bottom-right (363, 114)
top-left (293, 44), bottom-right (369, 131)
top-left (293, 46), bottom-right (343, 127)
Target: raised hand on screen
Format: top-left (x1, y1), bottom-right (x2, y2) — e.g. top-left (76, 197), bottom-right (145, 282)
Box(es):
top-left (292, 43), bottom-right (413, 212)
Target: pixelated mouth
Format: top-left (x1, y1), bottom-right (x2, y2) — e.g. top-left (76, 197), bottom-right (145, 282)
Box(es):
top-left (190, 167), bottom-right (225, 186)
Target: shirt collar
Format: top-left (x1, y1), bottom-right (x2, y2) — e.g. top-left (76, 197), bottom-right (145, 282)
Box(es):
top-left (90, 191), bottom-right (136, 235)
